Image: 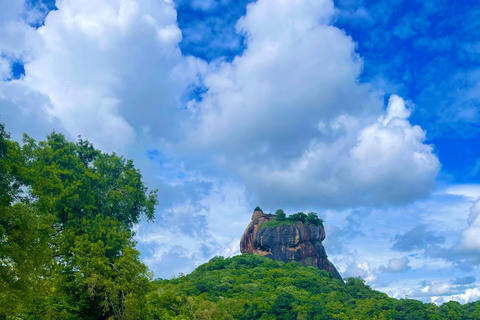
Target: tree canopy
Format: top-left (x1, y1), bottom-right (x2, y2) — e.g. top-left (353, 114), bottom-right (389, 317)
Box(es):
top-left (147, 254), bottom-right (480, 320)
top-left (0, 122), bottom-right (158, 319)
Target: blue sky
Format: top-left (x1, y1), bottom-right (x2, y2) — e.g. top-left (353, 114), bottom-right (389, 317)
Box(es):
top-left (1, 0), bottom-right (480, 304)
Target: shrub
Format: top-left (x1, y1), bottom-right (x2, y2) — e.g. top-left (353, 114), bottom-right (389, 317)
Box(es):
top-left (275, 209), bottom-right (286, 221)
top-left (290, 212), bottom-right (307, 223)
top-left (307, 212), bottom-right (324, 226)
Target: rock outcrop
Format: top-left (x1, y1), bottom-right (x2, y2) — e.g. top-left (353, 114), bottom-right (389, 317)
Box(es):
top-left (240, 210), bottom-right (342, 279)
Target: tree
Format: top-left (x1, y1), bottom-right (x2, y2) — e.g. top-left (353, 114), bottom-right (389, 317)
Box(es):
top-left (21, 132), bottom-right (157, 232)
top-left (46, 216), bottom-right (153, 319)
top-left (307, 212), bottom-right (323, 226)
top-left (289, 212), bottom-right (307, 223)
top-left (275, 209), bottom-right (286, 221)
top-left (0, 124), bottom-right (158, 319)
top-left (25, 132), bottom-right (158, 319)
top-left (270, 292), bottom-right (296, 320)
top-left (0, 122), bottom-right (54, 317)
top-left (254, 206), bottom-right (263, 212)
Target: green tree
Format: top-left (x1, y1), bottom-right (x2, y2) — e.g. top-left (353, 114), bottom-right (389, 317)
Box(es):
top-left (21, 132), bottom-right (157, 232)
top-left (307, 212), bottom-right (323, 226)
top-left (1, 124), bottom-right (158, 319)
top-left (24, 132), bottom-right (158, 319)
top-left (275, 209), bottom-right (286, 221)
top-left (440, 301), bottom-right (463, 320)
top-left (0, 122), bottom-right (54, 317)
top-left (44, 217), bottom-right (153, 319)
top-left (270, 292), bottom-right (296, 320)
top-left (289, 212), bottom-right (307, 223)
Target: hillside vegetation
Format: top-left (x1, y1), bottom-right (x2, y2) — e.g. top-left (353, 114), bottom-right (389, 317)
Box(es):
top-left (148, 254), bottom-right (480, 320)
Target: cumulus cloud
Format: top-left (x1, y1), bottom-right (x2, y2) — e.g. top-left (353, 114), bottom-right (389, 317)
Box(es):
top-left (408, 280), bottom-right (480, 304)
top-left (0, 1), bottom-right (43, 58)
top-left (0, 1), bottom-right (45, 82)
top-left (380, 256), bottom-right (411, 273)
top-left (1, 0), bottom-right (206, 151)
top-left (182, 0), bottom-right (440, 207)
top-left (454, 287), bottom-right (480, 304)
top-left (1, 0), bottom-right (440, 207)
top-left (417, 281), bottom-right (467, 298)
top-left (342, 261), bottom-right (377, 284)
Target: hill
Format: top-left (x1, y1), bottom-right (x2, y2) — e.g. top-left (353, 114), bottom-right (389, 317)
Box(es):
top-left (148, 254), bottom-right (480, 320)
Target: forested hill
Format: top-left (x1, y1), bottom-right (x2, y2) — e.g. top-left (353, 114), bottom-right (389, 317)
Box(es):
top-left (150, 254), bottom-right (480, 320)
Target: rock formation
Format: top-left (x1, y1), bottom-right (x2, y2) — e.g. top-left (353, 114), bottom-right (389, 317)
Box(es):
top-left (240, 210), bottom-right (342, 279)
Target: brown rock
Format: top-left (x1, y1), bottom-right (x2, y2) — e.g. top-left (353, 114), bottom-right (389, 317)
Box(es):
top-left (240, 211), bottom-right (342, 279)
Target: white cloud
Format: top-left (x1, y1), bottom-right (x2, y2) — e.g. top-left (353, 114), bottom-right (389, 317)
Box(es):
top-left (456, 287), bottom-right (480, 304)
top-left (441, 184), bottom-right (480, 200)
top-left (343, 261), bottom-right (377, 284)
top-left (1, 0), bottom-right (206, 152)
top-left (466, 198), bottom-right (480, 225)
top-left (413, 197), bottom-right (480, 272)
top-left (0, 1), bottom-right (41, 58)
top-left (458, 198), bottom-right (480, 251)
top-left (381, 256), bottom-right (411, 273)
top-left (1, 0), bottom-right (439, 207)
top-left (412, 281), bottom-right (480, 304)
top-left (181, 0), bottom-right (440, 207)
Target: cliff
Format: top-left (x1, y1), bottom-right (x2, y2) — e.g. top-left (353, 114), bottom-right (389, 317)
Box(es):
top-left (240, 210), bottom-right (342, 279)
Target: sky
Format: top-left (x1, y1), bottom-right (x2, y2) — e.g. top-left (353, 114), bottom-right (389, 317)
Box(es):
top-left (1, 0), bottom-right (480, 304)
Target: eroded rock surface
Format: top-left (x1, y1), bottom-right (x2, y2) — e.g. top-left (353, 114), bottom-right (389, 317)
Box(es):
top-left (240, 210), bottom-right (342, 279)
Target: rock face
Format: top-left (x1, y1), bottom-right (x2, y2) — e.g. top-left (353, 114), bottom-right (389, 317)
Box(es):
top-left (240, 211), bottom-right (342, 279)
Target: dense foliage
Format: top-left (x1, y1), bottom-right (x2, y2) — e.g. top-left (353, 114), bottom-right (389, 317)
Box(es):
top-left (149, 254), bottom-right (480, 320)
top-left (0, 122), bottom-right (157, 319)
top-left (260, 210), bottom-right (324, 229)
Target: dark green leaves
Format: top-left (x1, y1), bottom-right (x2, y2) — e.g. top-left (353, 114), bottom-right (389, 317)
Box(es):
top-left (150, 254), bottom-right (480, 320)
top-left (275, 209), bottom-right (286, 221)
top-left (23, 132), bottom-right (158, 231)
top-left (0, 122), bottom-right (157, 319)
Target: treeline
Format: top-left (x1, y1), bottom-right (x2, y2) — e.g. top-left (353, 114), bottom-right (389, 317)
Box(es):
top-left (150, 254), bottom-right (480, 320)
